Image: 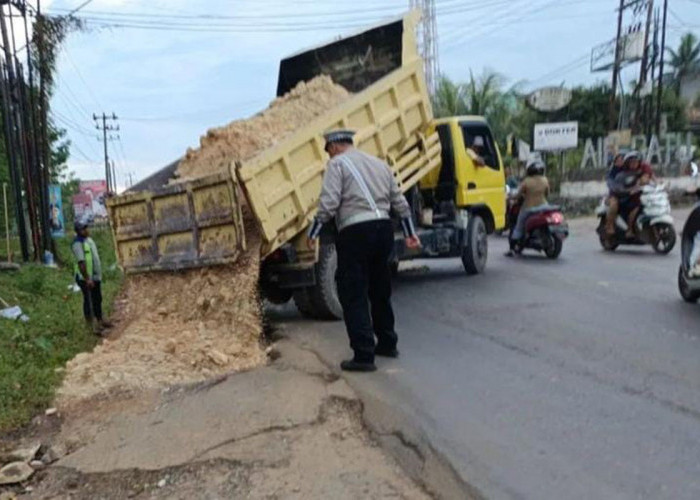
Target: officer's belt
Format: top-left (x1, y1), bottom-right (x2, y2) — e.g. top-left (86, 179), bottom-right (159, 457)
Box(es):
top-left (338, 210), bottom-right (390, 231)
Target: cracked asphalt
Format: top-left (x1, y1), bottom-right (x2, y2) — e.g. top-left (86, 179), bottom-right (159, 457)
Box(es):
top-left (274, 210), bottom-right (700, 500)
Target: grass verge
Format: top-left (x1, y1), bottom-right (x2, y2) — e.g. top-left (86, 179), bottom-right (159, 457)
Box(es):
top-left (0, 226), bottom-right (122, 431)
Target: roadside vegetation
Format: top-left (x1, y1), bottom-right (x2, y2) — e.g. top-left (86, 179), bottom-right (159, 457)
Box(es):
top-left (0, 227), bottom-right (121, 431)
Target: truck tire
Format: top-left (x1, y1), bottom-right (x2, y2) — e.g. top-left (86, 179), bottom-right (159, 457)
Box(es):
top-left (293, 288), bottom-right (316, 318)
top-left (308, 243), bottom-right (343, 320)
top-left (462, 215), bottom-right (487, 275)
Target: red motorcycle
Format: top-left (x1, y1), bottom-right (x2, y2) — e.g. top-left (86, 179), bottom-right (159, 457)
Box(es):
top-left (508, 202), bottom-right (569, 259)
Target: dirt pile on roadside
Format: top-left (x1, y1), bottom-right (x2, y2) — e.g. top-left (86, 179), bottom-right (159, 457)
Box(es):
top-left (175, 75), bottom-right (351, 180)
top-left (57, 233), bottom-right (266, 403)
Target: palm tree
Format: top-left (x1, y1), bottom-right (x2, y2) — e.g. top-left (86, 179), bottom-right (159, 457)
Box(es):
top-left (431, 69), bottom-right (521, 143)
top-left (432, 75), bottom-right (467, 117)
top-left (667, 33), bottom-right (700, 92)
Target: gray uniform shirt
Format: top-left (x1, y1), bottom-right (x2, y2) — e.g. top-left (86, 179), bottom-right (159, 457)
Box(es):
top-left (71, 237), bottom-right (102, 281)
top-left (312, 148), bottom-right (413, 235)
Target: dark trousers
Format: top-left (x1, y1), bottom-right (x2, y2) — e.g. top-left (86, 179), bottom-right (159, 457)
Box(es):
top-left (335, 220), bottom-right (397, 363)
top-left (77, 279), bottom-right (103, 321)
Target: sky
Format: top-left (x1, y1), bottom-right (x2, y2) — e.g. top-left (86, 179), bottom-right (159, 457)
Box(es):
top-left (36, 0), bottom-right (700, 190)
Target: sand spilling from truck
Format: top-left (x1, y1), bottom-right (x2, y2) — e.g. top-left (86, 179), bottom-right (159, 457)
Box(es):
top-left (57, 229), bottom-right (266, 403)
top-left (57, 76), bottom-right (350, 403)
top-left (175, 75), bottom-right (351, 180)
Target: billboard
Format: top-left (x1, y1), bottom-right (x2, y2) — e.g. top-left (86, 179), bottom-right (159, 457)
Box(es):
top-left (73, 180), bottom-right (108, 223)
top-left (591, 30), bottom-right (646, 72)
top-left (47, 185), bottom-right (65, 238)
top-left (534, 122), bottom-right (579, 151)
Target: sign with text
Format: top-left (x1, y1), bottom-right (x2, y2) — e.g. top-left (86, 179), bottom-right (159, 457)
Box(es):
top-left (534, 121), bottom-right (579, 151)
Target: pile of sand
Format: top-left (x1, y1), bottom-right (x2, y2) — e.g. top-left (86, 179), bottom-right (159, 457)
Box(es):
top-left (57, 236), bottom-right (266, 403)
top-left (58, 76), bottom-right (351, 403)
top-left (175, 75), bottom-right (351, 180)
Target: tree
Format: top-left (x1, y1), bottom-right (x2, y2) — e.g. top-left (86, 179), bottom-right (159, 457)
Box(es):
top-left (667, 33), bottom-right (700, 92)
top-left (432, 69), bottom-right (521, 144)
top-left (432, 75), bottom-right (467, 117)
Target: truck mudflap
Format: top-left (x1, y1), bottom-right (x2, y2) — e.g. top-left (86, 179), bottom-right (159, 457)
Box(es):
top-left (107, 172), bottom-right (246, 273)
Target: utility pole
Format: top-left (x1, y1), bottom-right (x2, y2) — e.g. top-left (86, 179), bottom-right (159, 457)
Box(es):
top-left (609, 0), bottom-right (625, 131)
top-left (0, 0), bottom-right (29, 260)
top-left (655, 0), bottom-right (668, 136)
top-left (409, 0), bottom-right (439, 95)
top-left (634, 0), bottom-right (654, 134)
top-left (93, 112), bottom-right (119, 193)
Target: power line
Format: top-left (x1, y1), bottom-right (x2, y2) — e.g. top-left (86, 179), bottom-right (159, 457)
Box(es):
top-left (68, 0), bottom-right (96, 16)
top-left (62, 48), bottom-right (103, 109)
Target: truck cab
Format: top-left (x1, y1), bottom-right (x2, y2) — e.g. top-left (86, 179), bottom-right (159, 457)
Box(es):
top-left (420, 116), bottom-right (506, 234)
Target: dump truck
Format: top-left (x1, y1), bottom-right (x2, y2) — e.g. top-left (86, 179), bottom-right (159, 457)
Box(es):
top-left (107, 11), bottom-right (506, 320)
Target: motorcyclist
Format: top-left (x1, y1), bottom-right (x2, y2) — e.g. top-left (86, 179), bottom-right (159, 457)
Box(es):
top-left (605, 151), bottom-right (654, 239)
top-left (506, 159), bottom-right (550, 256)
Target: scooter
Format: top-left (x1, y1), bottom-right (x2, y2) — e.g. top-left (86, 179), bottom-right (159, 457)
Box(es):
top-left (595, 171), bottom-right (676, 254)
top-left (509, 202), bottom-right (569, 259)
top-left (678, 186), bottom-right (700, 303)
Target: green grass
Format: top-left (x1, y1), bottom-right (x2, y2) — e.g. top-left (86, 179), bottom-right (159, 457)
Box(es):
top-left (0, 227), bottom-right (122, 431)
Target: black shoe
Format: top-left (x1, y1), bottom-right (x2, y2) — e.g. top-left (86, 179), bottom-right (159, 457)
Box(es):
top-left (340, 359), bottom-right (377, 372)
top-left (375, 347), bottom-right (399, 358)
top-left (504, 250), bottom-right (514, 257)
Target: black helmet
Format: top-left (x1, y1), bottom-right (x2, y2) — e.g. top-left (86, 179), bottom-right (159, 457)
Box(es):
top-left (526, 159), bottom-right (545, 176)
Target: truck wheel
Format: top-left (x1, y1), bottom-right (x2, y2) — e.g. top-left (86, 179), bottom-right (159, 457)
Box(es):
top-left (462, 215), bottom-right (487, 275)
top-left (293, 288), bottom-right (316, 318)
top-left (308, 243), bottom-right (343, 320)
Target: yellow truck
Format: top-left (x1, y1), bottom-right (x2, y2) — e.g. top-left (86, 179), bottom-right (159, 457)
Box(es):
top-left (107, 11), bottom-right (506, 320)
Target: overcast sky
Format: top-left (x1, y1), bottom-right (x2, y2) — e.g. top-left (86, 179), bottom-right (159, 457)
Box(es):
top-left (40, 0), bottom-right (700, 189)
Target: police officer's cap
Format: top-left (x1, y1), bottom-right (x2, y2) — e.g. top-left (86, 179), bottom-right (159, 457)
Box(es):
top-left (323, 129), bottom-right (356, 149)
top-left (74, 219), bottom-right (89, 232)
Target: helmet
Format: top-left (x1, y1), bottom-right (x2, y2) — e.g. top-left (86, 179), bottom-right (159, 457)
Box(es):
top-left (526, 159), bottom-right (545, 176)
top-left (623, 150), bottom-right (641, 163)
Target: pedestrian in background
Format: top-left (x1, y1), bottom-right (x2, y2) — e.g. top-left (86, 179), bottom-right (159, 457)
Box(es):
top-left (72, 220), bottom-right (112, 334)
top-left (308, 129), bottom-right (421, 372)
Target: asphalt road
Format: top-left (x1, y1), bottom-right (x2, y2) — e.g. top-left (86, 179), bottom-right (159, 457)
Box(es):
top-left (270, 209), bottom-right (700, 500)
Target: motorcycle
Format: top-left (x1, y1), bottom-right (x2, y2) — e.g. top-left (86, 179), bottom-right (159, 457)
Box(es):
top-left (595, 171), bottom-right (676, 254)
top-left (509, 201), bottom-right (569, 259)
top-left (678, 186), bottom-right (700, 303)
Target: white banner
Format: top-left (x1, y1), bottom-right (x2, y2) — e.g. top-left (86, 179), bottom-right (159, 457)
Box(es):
top-left (534, 121), bottom-right (579, 151)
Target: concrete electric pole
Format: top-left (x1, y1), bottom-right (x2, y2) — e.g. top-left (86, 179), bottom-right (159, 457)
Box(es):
top-left (93, 112), bottom-right (119, 193)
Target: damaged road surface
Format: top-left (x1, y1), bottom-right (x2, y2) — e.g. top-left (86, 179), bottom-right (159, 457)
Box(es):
top-left (274, 213), bottom-right (700, 500)
top-left (4, 342), bottom-right (427, 499)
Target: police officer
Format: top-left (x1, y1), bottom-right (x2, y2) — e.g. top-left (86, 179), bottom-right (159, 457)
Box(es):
top-left (307, 130), bottom-right (421, 372)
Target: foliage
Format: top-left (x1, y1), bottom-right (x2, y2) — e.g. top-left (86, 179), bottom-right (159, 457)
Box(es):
top-left (432, 69), bottom-right (522, 144)
top-left (31, 15), bottom-right (84, 182)
top-left (0, 227), bottom-right (121, 430)
top-left (667, 33), bottom-right (700, 92)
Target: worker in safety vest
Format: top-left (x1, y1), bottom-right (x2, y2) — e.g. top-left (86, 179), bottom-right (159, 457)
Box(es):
top-left (72, 220), bottom-right (112, 334)
top-left (307, 129), bottom-right (421, 372)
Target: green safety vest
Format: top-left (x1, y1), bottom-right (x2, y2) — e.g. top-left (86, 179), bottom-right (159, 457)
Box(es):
top-left (74, 239), bottom-right (93, 280)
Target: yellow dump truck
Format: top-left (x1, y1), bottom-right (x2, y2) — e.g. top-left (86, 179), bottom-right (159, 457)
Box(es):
top-left (107, 11), bottom-right (506, 319)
